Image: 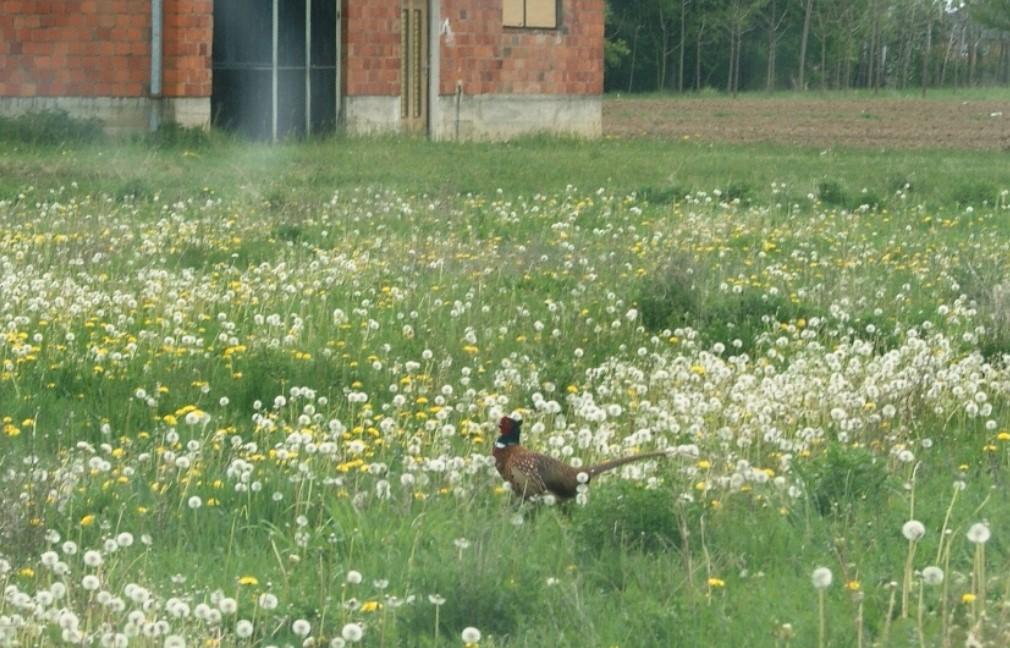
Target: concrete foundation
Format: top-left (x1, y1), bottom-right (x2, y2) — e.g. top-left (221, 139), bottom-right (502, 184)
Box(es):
top-left (343, 93), bottom-right (601, 140)
top-left (0, 97), bottom-right (210, 135)
top-left (430, 94), bottom-right (602, 140)
top-left (343, 96), bottom-right (401, 134)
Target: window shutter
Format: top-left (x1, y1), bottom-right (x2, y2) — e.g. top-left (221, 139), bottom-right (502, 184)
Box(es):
top-left (503, 0), bottom-right (525, 27)
top-left (525, 0), bottom-right (557, 28)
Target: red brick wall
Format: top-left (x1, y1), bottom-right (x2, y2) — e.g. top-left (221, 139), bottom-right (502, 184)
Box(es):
top-left (162, 0), bottom-right (212, 97)
top-left (343, 0), bottom-right (400, 97)
top-left (0, 0), bottom-right (211, 98)
top-left (439, 0), bottom-right (603, 95)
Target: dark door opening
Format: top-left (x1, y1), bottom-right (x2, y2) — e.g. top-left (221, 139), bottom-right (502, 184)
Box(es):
top-left (212, 0), bottom-right (337, 139)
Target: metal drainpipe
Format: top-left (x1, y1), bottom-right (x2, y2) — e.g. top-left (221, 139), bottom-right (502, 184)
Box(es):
top-left (335, 2), bottom-right (343, 127)
top-left (272, 0), bottom-right (279, 141)
top-left (149, 0), bottom-right (163, 132)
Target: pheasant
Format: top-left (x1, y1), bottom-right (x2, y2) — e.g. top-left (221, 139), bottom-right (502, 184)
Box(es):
top-left (491, 416), bottom-right (670, 500)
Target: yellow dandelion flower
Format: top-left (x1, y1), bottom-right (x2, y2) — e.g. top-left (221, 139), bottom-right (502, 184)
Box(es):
top-left (18, 567), bottom-right (34, 578)
top-left (706, 577), bottom-right (725, 588)
top-left (238, 576), bottom-right (259, 586)
top-left (361, 600), bottom-right (381, 613)
top-left (80, 514), bottom-right (95, 527)
top-left (998, 432), bottom-right (1010, 442)
top-left (962, 593), bottom-right (977, 604)
top-left (846, 580), bottom-right (861, 592)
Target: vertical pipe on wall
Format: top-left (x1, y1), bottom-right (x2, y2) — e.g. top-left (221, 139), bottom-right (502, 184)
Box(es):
top-left (272, 0), bottom-right (279, 141)
top-left (335, 1), bottom-right (342, 126)
top-left (149, 0), bottom-right (163, 132)
top-left (305, 0), bottom-right (312, 136)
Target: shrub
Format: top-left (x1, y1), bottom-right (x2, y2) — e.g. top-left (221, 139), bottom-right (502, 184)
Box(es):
top-left (146, 121), bottom-right (211, 149)
top-left (0, 109), bottom-right (104, 145)
top-left (796, 444), bottom-right (890, 517)
top-left (953, 263), bottom-right (1010, 360)
top-left (573, 481), bottom-right (688, 553)
top-left (723, 181), bottom-right (754, 204)
top-left (636, 255), bottom-right (822, 352)
top-left (816, 180), bottom-right (848, 206)
top-left (950, 180), bottom-right (996, 207)
top-left (636, 185), bottom-right (687, 205)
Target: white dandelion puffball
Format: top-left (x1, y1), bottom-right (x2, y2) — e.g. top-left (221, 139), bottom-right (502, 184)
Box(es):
top-left (922, 566), bottom-right (944, 586)
top-left (576, 471), bottom-right (589, 484)
top-left (235, 619), bottom-right (254, 638)
top-left (258, 592), bottom-right (279, 610)
top-left (218, 597), bottom-right (237, 614)
top-left (187, 496), bottom-right (202, 510)
top-left (462, 627), bottom-right (482, 643)
top-left (967, 522), bottom-right (991, 545)
top-left (330, 639), bottom-right (347, 648)
top-left (902, 520), bottom-right (926, 542)
top-left (164, 636), bottom-right (186, 648)
top-left (292, 619), bottom-right (311, 637)
top-left (341, 623), bottom-right (364, 642)
top-left (811, 567), bottom-right (833, 590)
top-left (346, 570), bottom-right (363, 584)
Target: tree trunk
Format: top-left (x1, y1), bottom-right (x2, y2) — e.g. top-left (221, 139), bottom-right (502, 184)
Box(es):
top-left (765, 0), bottom-right (783, 92)
top-left (940, 27), bottom-right (956, 86)
top-left (899, 4), bottom-right (918, 89)
top-left (1004, 37), bottom-right (1010, 84)
top-left (921, 17), bottom-right (932, 97)
top-left (869, 0), bottom-right (881, 92)
top-left (678, 0), bottom-right (687, 92)
top-left (820, 35), bottom-right (827, 90)
top-left (965, 27), bottom-right (973, 85)
top-left (658, 1), bottom-right (669, 90)
top-left (695, 19), bottom-right (705, 91)
top-left (628, 24), bottom-right (641, 93)
top-left (766, 3), bottom-right (776, 91)
top-left (798, 0), bottom-right (814, 89)
top-left (727, 27), bottom-right (736, 93)
top-left (734, 31), bottom-right (743, 96)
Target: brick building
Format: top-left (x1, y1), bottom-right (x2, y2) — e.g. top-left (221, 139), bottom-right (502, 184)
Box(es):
top-left (0, 0), bottom-right (603, 139)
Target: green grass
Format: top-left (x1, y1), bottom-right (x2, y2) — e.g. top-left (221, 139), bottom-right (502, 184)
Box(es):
top-left (1, 129), bottom-right (1008, 212)
top-left (2, 121), bottom-right (1010, 646)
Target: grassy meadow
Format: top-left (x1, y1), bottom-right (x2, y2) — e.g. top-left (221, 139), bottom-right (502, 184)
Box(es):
top-left (2, 112), bottom-right (1010, 647)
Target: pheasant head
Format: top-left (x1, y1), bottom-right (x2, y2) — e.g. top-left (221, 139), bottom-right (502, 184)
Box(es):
top-left (495, 416), bottom-right (521, 448)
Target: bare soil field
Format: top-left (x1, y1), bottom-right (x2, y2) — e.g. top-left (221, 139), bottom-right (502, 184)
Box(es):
top-left (604, 95), bottom-right (1010, 150)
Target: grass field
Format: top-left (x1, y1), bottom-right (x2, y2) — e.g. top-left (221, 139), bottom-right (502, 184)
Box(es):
top-left (2, 98), bottom-right (1010, 647)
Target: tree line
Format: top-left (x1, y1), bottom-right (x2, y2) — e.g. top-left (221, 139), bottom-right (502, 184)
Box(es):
top-left (605, 0), bottom-right (1010, 93)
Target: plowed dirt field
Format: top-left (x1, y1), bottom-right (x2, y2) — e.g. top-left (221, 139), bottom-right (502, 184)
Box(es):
top-left (604, 96), bottom-right (1010, 150)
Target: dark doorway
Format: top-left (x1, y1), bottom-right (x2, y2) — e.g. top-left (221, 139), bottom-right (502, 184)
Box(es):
top-left (212, 0), bottom-right (338, 139)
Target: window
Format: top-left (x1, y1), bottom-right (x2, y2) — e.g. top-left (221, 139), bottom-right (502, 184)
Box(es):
top-left (503, 0), bottom-right (558, 29)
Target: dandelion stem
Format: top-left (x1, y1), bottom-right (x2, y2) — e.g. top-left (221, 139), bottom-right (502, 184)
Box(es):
top-left (902, 539), bottom-right (916, 618)
top-left (434, 603), bottom-right (440, 645)
top-left (881, 584), bottom-right (897, 646)
top-left (817, 589), bottom-right (826, 648)
top-left (916, 581), bottom-right (926, 648)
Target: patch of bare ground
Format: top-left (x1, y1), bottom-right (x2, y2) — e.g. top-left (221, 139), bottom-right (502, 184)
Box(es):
top-left (604, 96), bottom-right (1010, 150)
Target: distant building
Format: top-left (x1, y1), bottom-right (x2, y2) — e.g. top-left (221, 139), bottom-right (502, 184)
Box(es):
top-left (0, 1), bottom-right (603, 139)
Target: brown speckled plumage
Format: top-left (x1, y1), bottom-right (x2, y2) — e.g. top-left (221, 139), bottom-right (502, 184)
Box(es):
top-left (491, 416), bottom-right (668, 500)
